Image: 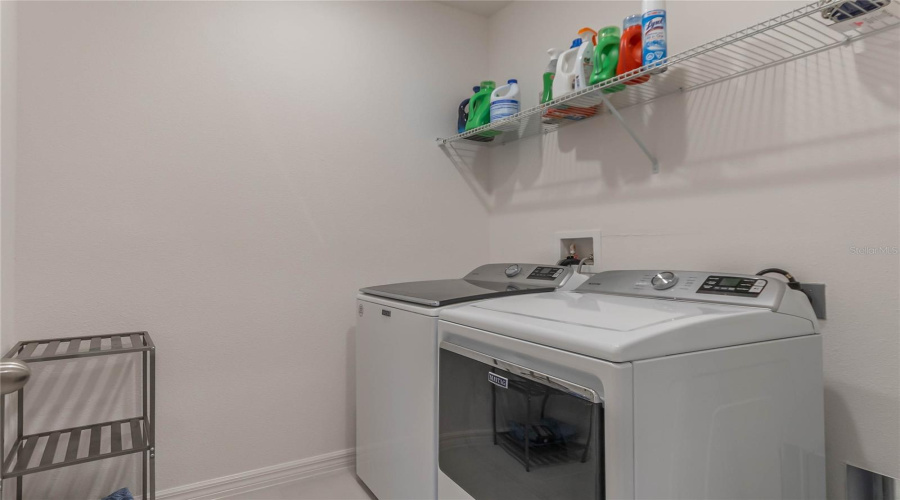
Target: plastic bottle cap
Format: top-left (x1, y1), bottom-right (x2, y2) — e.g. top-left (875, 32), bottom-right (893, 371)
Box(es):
top-left (571, 38), bottom-right (582, 48)
top-left (508, 79), bottom-right (517, 84)
top-left (624, 14), bottom-right (642, 29)
top-left (473, 86), bottom-right (480, 92)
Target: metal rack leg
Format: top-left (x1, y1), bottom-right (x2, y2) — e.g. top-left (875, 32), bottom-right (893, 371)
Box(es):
top-left (142, 351), bottom-right (148, 500)
top-left (16, 389), bottom-right (22, 500)
top-left (1, 393), bottom-right (4, 498)
top-left (149, 346), bottom-right (155, 500)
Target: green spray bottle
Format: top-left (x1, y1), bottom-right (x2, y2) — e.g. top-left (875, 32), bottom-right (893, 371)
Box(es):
top-left (465, 80), bottom-right (496, 131)
top-left (541, 49), bottom-right (560, 104)
top-left (589, 26), bottom-right (626, 93)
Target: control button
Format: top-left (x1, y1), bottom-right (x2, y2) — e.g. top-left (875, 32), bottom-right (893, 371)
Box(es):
top-left (755, 280), bottom-right (767, 286)
top-left (702, 285), bottom-right (713, 289)
top-left (651, 271), bottom-right (679, 290)
top-left (505, 264), bottom-right (521, 278)
top-left (749, 285), bottom-right (763, 293)
top-left (553, 269), bottom-right (563, 277)
top-left (726, 287), bottom-right (735, 291)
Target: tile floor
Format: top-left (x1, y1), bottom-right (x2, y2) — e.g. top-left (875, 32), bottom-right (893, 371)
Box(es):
top-left (222, 469), bottom-right (376, 500)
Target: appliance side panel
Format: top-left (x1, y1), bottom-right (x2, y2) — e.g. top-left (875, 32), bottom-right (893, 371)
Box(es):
top-left (633, 335), bottom-right (825, 500)
top-left (356, 300), bottom-right (438, 499)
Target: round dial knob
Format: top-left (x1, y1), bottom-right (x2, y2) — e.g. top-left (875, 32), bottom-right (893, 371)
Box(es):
top-left (505, 264), bottom-right (521, 278)
top-left (651, 271), bottom-right (679, 290)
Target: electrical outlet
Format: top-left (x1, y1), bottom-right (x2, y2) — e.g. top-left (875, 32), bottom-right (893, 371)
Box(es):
top-left (847, 464), bottom-right (897, 500)
top-left (798, 283), bottom-right (826, 320)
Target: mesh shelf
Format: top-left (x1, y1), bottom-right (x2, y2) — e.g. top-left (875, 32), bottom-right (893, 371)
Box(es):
top-left (437, 0), bottom-right (900, 147)
top-left (1, 417), bottom-right (149, 478)
top-left (4, 332), bottom-right (153, 363)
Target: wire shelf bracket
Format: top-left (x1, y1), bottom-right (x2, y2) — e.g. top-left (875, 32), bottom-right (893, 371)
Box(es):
top-left (597, 92), bottom-right (659, 174)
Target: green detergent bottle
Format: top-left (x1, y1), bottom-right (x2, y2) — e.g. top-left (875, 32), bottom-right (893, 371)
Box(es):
top-left (589, 26), bottom-right (626, 93)
top-left (465, 80), bottom-right (496, 131)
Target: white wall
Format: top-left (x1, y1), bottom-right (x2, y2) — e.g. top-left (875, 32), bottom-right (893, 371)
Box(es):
top-left (1, 0), bottom-right (17, 356)
top-left (480, 1), bottom-right (899, 497)
top-left (11, 2), bottom-right (489, 497)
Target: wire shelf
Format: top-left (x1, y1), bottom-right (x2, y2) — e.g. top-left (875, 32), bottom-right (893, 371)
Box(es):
top-left (1, 417), bottom-right (149, 478)
top-left (437, 0), bottom-right (900, 147)
top-left (4, 332), bottom-right (153, 363)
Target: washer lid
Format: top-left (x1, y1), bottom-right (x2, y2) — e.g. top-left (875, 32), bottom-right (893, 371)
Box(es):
top-left (360, 263), bottom-right (572, 307)
top-left (440, 292), bottom-right (817, 362)
top-left (360, 279), bottom-right (553, 307)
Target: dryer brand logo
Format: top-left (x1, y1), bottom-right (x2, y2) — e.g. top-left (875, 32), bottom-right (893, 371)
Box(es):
top-left (488, 372), bottom-right (508, 389)
top-left (358, 304), bottom-right (364, 317)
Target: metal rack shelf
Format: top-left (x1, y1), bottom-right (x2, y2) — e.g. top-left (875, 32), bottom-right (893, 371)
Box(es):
top-left (436, 0), bottom-right (900, 174)
top-left (1, 332), bottom-right (156, 500)
top-left (1, 417), bottom-right (149, 478)
top-left (6, 332), bottom-right (152, 363)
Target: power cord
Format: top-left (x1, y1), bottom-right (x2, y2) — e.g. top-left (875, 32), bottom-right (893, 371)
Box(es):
top-left (755, 268), bottom-right (802, 290)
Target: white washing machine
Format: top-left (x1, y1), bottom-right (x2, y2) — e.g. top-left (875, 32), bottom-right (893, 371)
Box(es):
top-left (437, 270), bottom-right (825, 500)
top-left (356, 264), bottom-right (589, 500)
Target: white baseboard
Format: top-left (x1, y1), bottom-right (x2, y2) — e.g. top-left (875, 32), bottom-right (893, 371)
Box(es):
top-left (154, 448), bottom-right (356, 500)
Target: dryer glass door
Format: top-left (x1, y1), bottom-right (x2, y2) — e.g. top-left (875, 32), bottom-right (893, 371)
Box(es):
top-left (439, 342), bottom-right (604, 500)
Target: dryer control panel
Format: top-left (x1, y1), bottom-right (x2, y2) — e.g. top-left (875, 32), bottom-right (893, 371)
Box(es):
top-left (575, 270), bottom-right (786, 310)
top-left (698, 275), bottom-right (768, 297)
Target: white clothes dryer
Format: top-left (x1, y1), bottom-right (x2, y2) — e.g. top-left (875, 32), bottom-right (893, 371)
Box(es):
top-left (437, 270), bottom-right (825, 500)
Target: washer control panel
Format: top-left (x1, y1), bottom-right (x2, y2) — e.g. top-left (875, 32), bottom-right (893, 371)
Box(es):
top-left (527, 266), bottom-right (566, 281)
top-left (697, 276), bottom-right (767, 297)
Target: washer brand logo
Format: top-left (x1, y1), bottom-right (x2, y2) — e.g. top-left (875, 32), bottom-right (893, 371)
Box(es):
top-left (382, 309), bottom-right (391, 317)
top-left (358, 304), bottom-right (364, 317)
top-left (488, 372), bottom-right (508, 389)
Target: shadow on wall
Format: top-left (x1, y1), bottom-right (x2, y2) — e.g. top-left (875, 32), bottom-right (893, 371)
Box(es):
top-left (5, 355), bottom-right (141, 499)
top-left (442, 31), bottom-right (900, 214)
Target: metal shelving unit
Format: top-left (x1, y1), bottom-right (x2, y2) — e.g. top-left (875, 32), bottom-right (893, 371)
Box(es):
top-left (436, 0), bottom-right (900, 174)
top-left (0, 332), bottom-right (155, 500)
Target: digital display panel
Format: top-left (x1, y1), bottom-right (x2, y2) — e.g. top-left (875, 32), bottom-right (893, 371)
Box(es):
top-left (718, 277), bottom-right (742, 287)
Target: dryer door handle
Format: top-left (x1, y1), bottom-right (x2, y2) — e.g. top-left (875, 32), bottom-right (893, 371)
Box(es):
top-left (440, 341), bottom-right (601, 403)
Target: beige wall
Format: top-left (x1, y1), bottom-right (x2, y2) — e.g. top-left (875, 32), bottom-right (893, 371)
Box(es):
top-left (10, 2), bottom-right (489, 497)
top-left (481, 1), bottom-right (899, 497)
top-left (2, 0), bottom-right (17, 356)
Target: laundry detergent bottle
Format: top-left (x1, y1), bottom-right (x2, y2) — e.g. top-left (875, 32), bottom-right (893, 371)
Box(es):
top-left (574, 28), bottom-right (596, 90)
top-left (490, 79), bottom-right (520, 122)
top-left (457, 86), bottom-right (479, 133)
top-left (589, 26), bottom-right (625, 93)
top-left (465, 80), bottom-right (496, 131)
top-left (553, 29), bottom-right (595, 99)
top-left (541, 49), bottom-right (560, 104)
top-left (616, 14), bottom-right (650, 85)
